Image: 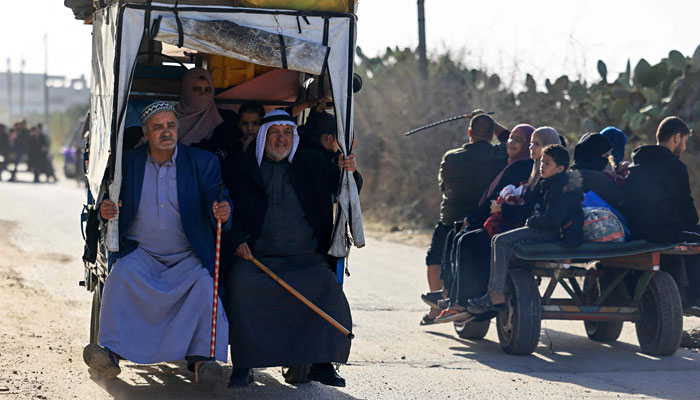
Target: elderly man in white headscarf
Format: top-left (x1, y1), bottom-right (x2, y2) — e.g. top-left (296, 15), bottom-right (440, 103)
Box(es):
top-left (219, 109), bottom-right (358, 389)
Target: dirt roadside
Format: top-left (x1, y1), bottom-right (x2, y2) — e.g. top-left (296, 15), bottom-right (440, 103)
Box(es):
top-left (0, 220), bottom-right (97, 399)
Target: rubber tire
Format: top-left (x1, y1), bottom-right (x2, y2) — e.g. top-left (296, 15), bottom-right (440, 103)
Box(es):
top-left (282, 364), bottom-right (311, 384)
top-left (635, 271), bottom-right (683, 356)
top-left (89, 288), bottom-right (102, 344)
top-left (582, 275), bottom-right (624, 342)
top-left (64, 159), bottom-right (77, 179)
top-left (496, 270), bottom-right (541, 355)
top-left (454, 319), bottom-right (490, 340)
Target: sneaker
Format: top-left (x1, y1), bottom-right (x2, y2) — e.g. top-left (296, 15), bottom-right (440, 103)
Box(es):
top-left (421, 290), bottom-right (444, 309)
top-left (467, 294), bottom-right (507, 315)
top-left (83, 344), bottom-right (121, 379)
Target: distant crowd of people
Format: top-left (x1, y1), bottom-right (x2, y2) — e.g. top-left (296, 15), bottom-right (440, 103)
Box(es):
top-left (0, 120), bottom-right (57, 183)
top-left (421, 111), bottom-right (700, 324)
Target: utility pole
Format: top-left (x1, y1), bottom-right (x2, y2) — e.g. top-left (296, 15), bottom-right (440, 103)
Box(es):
top-left (43, 34), bottom-right (49, 126)
top-left (417, 0), bottom-right (427, 79)
top-left (6, 58), bottom-right (12, 123)
top-left (19, 58), bottom-right (25, 119)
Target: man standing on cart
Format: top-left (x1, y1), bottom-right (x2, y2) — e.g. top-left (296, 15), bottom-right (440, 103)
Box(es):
top-left (83, 102), bottom-right (233, 391)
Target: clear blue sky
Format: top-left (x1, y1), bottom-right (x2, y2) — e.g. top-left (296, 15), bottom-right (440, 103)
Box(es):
top-left (2, 0), bottom-right (698, 89)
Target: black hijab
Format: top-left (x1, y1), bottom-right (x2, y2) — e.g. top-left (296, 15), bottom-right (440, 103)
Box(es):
top-left (572, 132), bottom-right (613, 171)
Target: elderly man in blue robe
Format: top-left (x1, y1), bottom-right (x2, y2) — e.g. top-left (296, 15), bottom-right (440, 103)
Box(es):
top-left (82, 102), bottom-right (232, 391)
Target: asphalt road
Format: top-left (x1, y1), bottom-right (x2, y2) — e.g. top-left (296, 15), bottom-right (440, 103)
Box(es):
top-left (1, 169), bottom-right (699, 399)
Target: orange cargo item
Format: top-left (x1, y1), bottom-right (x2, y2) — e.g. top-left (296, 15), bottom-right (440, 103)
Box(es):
top-left (216, 69), bottom-right (300, 114)
top-left (239, 0), bottom-right (356, 12)
top-left (203, 54), bottom-right (276, 89)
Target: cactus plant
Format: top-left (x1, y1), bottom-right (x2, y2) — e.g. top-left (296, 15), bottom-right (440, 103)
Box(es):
top-left (598, 60), bottom-right (607, 82)
top-left (668, 50), bottom-right (686, 72)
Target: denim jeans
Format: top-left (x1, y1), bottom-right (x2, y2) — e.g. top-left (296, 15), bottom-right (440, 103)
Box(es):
top-left (489, 226), bottom-right (556, 293)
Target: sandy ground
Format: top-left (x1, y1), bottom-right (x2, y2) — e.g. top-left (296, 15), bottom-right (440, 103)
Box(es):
top-left (1, 168), bottom-right (700, 399)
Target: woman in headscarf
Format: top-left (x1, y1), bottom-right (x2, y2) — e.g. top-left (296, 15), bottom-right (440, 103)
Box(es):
top-left (600, 126), bottom-right (629, 187)
top-left (175, 67), bottom-right (238, 154)
top-left (527, 127), bottom-right (562, 188)
top-left (434, 125), bottom-right (536, 322)
top-left (600, 126), bottom-right (627, 168)
top-left (494, 127), bottom-right (563, 226)
top-left (475, 124), bottom-right (535, 218)
top-left (570, 132), bottom-right (623, 208)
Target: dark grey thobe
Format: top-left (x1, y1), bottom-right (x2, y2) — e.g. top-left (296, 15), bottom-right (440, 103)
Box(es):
top-left (223, 159), bottom-right (352, 368)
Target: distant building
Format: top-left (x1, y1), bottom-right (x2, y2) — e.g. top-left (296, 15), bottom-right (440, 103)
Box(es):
top-left (0, 72), bottom-right (89, 124)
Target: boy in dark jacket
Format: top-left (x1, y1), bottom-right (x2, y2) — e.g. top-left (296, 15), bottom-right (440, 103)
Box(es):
top-left (623, 116), bottom-right (700, 311)
top-left (468, 144), bottom-right (583, 313)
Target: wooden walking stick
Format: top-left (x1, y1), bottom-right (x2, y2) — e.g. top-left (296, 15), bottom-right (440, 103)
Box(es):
top-left (248, 256), bottom-right (355, 339)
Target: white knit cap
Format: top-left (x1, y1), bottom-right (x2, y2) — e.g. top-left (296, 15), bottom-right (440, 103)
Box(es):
top-left (141, 101), bottom-right (176, 125)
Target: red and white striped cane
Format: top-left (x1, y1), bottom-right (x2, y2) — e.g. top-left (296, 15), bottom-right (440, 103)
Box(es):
top-left (209, 192), bottom-right (223, 358)
top-left (210, 216), bottom-right (222, 358)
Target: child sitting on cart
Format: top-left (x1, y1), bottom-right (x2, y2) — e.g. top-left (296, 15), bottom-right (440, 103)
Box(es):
top-left (467, 144), bottom-right (584, 314)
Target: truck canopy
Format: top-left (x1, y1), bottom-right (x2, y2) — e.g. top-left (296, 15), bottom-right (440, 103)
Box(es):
top-left (89, 2), bottom-right (363, 256)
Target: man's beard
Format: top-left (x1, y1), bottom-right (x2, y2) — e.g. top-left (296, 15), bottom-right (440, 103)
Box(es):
top-left (266, 145), bottom-right (292, 161)
top-left (673, 145), bottom-right (683, 158)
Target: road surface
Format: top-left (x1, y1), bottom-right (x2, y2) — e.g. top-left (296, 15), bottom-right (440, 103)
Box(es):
top-left (0, 171), bottom-right (699, 399)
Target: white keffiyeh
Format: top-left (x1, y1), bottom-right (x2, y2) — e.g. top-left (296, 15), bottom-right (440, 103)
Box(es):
top-left (255, 110), bottom-right (300, 166)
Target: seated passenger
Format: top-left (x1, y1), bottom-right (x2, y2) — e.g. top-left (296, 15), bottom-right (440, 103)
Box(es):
top-left (176, 67), bottom-right (237, 155)
top-left (231, 101), bottom-right (264, 156)
top-left (299, 108), bottom-right (363, 191)
top-left (83, 102), bottom-right (233, 391)
top-left (421, 111), bottom-right (510, 325)
top-left (600, 126), bottom-right (629, 186)
top-left (436, 126), bottom-right (561, 322)
top-left (468, 144), bottom-right (583, 314)
top-left (623, 116), bottom-right (700, 311)
top-left (570, 132), bottom-right (623, 208)
top-left (220, 110), bottom-right (355, 388)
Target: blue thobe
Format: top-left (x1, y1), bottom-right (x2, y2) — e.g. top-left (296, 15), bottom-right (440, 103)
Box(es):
top-left (98, 147), bottom-right (228, 364)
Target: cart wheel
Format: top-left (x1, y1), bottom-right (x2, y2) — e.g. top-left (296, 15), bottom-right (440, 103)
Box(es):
top-left (496, 270), bottom-right (541, 355)
top-left (282, 364), bottom-right (311, 384)
top-left (635, 271), bottom-right (682, 356)
top-left (582, 275), bottom-right (624, 342)
top-left (89, 287), bottom-right (102, 344)
top-left (454, 319), bottom-right (490, 340)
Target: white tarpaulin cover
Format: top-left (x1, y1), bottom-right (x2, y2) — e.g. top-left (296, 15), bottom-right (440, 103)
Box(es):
top-left (91, 2), bottom-right (364, 255)
top-left (156, 17), bottom-right (329, 75)
top-left (88, 6), bottom-right (117, 202)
